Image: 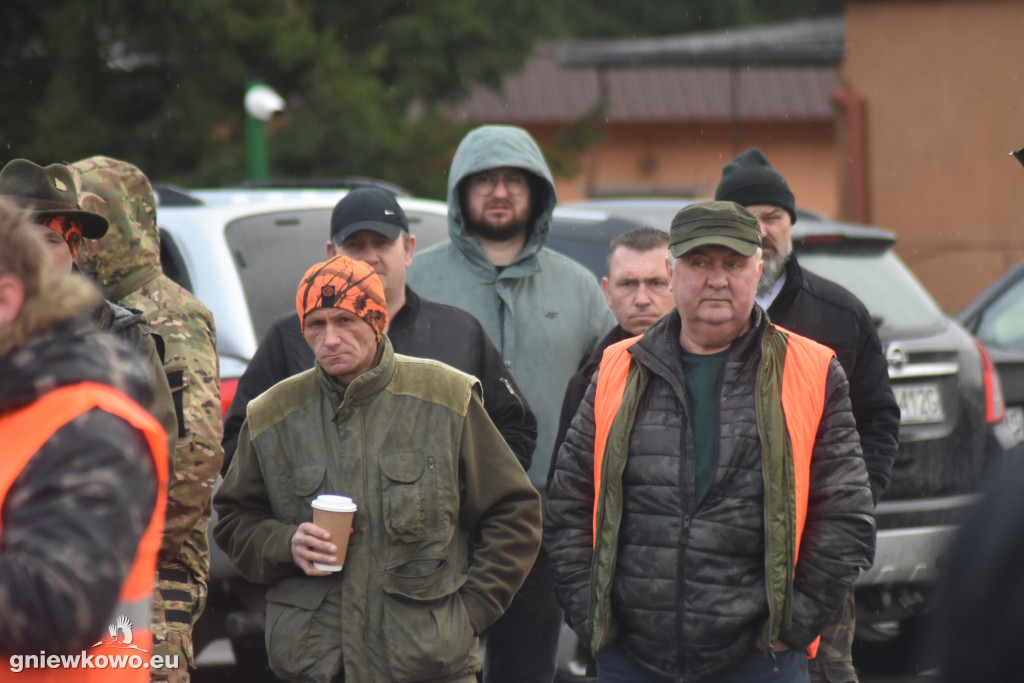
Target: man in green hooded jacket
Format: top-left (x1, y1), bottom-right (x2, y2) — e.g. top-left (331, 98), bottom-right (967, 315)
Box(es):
top-left (407, 124), bottom-right (614, 683)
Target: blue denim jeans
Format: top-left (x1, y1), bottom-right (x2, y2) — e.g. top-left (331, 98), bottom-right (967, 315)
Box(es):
top-left (596, 644), bottom-right (809, 683)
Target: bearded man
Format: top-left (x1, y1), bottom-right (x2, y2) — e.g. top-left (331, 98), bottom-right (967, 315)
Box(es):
top-left (407, 124), bottom-right (615, 683)
top-left (715, 149), bottom-right (900, 683)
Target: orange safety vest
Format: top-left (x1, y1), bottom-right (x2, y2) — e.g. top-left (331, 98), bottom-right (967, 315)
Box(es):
top-left (0, 382), bottom-right (168, 681)
top-left (591, 329), bottom-right (832, 657)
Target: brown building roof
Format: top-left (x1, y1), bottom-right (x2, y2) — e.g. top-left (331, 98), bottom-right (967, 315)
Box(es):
top-left (446, 18), bottom-right (843, 125)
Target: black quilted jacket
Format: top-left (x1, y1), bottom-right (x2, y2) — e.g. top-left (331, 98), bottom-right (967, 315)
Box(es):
top-left (545, 309), bottom-right (876, 681)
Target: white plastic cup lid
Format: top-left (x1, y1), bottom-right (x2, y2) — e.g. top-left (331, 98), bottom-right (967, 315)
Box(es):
top-left (312, 494), bottom-right (357, 513)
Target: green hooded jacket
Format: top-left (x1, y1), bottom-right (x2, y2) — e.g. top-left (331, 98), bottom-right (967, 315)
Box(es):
top-left (407, 125), bottom-right (615, 489)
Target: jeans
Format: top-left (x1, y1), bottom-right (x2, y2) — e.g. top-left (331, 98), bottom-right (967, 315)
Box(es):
top-left (596, 643), bottom-right (809, 683)
top-left (480, 547), bottom-right (563, 683)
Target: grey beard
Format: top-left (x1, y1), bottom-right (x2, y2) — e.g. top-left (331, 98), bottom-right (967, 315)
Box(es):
top-left (758, 251), bottom-right (790, 296)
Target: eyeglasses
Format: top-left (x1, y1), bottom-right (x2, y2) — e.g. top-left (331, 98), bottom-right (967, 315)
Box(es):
top-left (467, 171), bottom-right (530, 197)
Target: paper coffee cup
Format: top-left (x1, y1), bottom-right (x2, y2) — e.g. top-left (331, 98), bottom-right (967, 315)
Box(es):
top-left (311, 495), bottom-right (357, 572)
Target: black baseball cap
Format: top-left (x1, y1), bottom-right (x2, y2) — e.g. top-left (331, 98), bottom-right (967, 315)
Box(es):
top-left (330, 187), bottom-right (409, 243)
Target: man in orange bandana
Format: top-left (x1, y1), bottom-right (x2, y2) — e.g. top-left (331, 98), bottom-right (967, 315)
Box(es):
top-left (215, 254), bottom-right (541, 682)
top-left (296, 255), bottom-right (389, 337)
top-left (295, 255), bottom-right (390, 384)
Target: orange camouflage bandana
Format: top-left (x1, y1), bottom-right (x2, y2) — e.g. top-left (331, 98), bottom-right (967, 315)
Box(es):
top-left (296, 255), bottom-right (388, 340)
top-left (40, 215), bottom-right (84, 258)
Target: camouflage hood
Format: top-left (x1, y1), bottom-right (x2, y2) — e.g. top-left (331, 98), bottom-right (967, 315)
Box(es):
top-left (71, 156), bottom-right (161, 302)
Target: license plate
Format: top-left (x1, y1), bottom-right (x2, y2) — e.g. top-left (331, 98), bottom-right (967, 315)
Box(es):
top-left (895, 383), bottom-right (945, 424)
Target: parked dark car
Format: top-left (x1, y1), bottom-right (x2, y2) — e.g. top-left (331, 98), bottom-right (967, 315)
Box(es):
top-left (551, 198), bottom-right (1008, 656)
top-left (957, 258), bottom-right (1024, 457)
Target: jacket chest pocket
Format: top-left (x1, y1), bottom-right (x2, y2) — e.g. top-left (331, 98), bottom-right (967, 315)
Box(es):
top-left (380, 452), bottom-right (450, 543)
top-left (286, 463), bottom-right (326, 522)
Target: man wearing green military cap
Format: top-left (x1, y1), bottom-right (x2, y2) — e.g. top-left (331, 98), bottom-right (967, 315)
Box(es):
top-left (546, 201), bottom-right (876, 682)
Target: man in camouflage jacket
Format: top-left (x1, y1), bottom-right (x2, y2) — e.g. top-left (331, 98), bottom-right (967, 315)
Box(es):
top-left (72, 156), bottom-right (223, 682)
top-left (0, 198), bottom-right (161, 656)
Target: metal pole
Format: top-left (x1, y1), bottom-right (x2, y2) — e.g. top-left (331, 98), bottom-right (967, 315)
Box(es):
top-left (246, 113), bottom-right (269, 181)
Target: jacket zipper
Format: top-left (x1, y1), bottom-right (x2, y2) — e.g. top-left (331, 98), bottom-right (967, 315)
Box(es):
top-left (500, 377), bottom-right (526, 416)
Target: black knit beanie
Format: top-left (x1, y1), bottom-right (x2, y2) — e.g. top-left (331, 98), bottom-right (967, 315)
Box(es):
top-left (714, 148), bottom-right (797, 225)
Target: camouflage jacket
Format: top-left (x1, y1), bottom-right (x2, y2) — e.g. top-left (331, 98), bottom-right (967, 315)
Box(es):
top-left (0, 275), bottom-right (158, 654)
top-left (74, 156), bottom-right (223, 578)
top-left (97, 298), bottom-right (178, 464)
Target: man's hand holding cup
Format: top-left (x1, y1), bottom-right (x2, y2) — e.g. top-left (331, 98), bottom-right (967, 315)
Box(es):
top-left (291, 494), bottom-right (358, 576)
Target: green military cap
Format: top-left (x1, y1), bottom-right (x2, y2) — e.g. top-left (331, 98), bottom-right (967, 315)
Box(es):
top-left (0, 159), bottom-right (109, 238)
top-left (669, 201), bottom-right (762, 258)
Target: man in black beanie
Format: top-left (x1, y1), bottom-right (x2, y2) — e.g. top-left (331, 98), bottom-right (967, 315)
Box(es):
top-left (716, 148), bottom-right (900, 683)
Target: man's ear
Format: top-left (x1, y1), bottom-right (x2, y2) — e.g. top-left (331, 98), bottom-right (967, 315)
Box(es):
top-left (0, 274), bottom-right (25, 326)
top-left (404, 234), bottom-right (417, 267)
top-left (600, 276), bottom-right (612, 306)
top-left (325, 240), bottom-right (338, 258)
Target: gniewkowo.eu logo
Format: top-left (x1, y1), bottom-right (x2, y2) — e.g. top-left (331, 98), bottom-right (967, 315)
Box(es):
top-left (7, 615), bottom-right (179, 673)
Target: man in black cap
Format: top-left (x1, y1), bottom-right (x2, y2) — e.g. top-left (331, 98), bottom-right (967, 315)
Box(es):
top-left (546, 201), bottom-right (875, 683)
top-left (222, 186), bottom-right (537, 471)
top-left (716, 149), bottom-right (900, 683)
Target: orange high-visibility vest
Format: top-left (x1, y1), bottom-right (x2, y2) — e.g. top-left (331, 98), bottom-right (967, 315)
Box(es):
top-left (0, 382), bottom-right (168, 681)
top-left (591, 330), bottom-right (833, 658)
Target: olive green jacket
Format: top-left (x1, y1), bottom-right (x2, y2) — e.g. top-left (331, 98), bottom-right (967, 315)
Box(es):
top-left (214, 337), bottom-right (541, 683)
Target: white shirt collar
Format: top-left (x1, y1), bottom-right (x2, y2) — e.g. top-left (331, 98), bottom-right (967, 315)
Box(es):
top-left (755, 271), bottom-right (787, 311)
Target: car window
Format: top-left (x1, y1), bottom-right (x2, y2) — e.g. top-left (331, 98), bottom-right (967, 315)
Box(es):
top-left (406, 210), bottom-right (450, 251)
top-left (796, 247), bottom-right (946, 338)
top-left (224, 207), bottom-right (449, 343)
top-left (225, 208), bottom-right (332, 341)
top-left (547, 215), bottom-right (643, 279)
top-left (973, 275), bottom-right (1024, 352)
